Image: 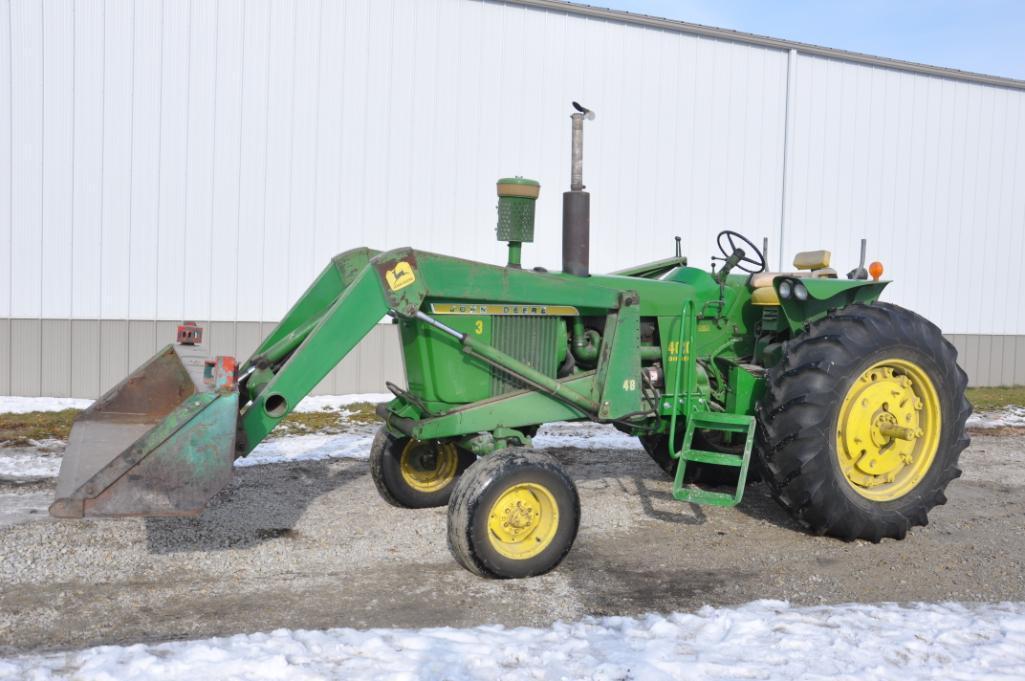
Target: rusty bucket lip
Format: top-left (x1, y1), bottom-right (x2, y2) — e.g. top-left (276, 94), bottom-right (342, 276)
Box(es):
top-left (49, 498), bottom-right (207, 519)
top-left (49, 391), bottom-right (238, 519)
top-left (48, 497), bottom-right (85, 519)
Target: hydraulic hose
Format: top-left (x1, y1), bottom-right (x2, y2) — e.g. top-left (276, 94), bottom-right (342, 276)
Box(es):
top-left (571, 318), bottom-right (600, 363)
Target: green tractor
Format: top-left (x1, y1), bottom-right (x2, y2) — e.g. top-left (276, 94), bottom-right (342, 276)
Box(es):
top-left (51, 104), bottom-right (970, 579)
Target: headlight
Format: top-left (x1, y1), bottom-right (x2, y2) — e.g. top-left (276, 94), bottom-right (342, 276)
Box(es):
top-left (778, 280), bottom-right (792, 299)
top-left (794, 282), bottom-right (809, 301)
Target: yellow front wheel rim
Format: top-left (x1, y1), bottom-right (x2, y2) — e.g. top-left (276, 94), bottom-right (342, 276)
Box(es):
top-left (836, 358), bottom-right (942, 501)
top-left (487, 483), bottom-right (559, 560)
top-left (399, 440), bottom-right (459, 493)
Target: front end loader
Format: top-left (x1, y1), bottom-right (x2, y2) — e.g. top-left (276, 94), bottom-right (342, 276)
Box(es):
top-left (51, 104), bottom-right (970, 579)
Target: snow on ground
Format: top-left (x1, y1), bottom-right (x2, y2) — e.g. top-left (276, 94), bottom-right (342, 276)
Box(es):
top-left (0, 423), bottom-right (638, 481)
top-left (0, 433), bottom-right (384, 480)
top-left (0, 394), bottom-right (642, 480)
top-left (2, 600), bottom-right (1023, 681)
top-left (237, 420), bottom-right (643, 466)
top-left (237, 433), bottom-right (377, 467)
top-left (969, 406), bottom-right (1025, 429)
top-left (0, 452), bottom-right (62, 480)
top-left (0, 397), bottom-right (94, 414)
top-left (290, 393), bottom-right (393, 413)
top-left (0, 392), bottom-right (1018, 481)
top-left (534, 421), bottom-right (642, 450)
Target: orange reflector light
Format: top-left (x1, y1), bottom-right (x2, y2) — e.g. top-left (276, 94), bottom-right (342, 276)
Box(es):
top-left (869, 261), bottom-right (884, 280)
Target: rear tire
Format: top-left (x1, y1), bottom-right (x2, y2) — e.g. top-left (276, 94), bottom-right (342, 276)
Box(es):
top-left (370, 427), bottom-right (475, 509)
top-left (447, 450), bottom-right (579, 579)
top-left (756, 302), bottom-right (970, 541)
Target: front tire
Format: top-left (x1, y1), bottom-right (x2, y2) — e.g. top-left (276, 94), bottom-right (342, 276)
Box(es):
top-left (370, 427), bottom-right (475, 508)
top-left (447, 450), bottom-right (580, 578)
top-left (757, 302), bottom-right (970, 541)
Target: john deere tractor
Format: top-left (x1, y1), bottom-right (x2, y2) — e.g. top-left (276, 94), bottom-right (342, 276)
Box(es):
top-left (51, 104), bottom-right (970, 579)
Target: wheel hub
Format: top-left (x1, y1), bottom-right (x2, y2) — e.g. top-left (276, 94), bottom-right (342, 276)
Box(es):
top-left (399, 441), bottom-right (459, 493)
top-left (869, 410), bottom-right (921, 450)
top-left (487, 483), bottom-right (558, 560)
top-left (836, 359), bottom-right (942, 501)
top-left (496, 494), bottom-right (540, 539)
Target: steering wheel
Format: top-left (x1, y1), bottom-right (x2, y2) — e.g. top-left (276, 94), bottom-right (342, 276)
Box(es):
top-left (716, 230), bottom-right (766, 274)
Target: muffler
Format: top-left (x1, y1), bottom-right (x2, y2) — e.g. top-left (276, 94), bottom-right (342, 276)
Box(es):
top-left (50, 341), bottom-right (239, 519)
top-left (563, 101), bottom-right (595, 277)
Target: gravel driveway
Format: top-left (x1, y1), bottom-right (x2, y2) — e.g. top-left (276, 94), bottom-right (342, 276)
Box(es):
top-left (1, 433), bottom-right (1023, 654)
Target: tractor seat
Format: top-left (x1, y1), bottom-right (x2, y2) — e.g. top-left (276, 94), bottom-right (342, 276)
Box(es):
top-left (749, 250), bottom-right (837, 306)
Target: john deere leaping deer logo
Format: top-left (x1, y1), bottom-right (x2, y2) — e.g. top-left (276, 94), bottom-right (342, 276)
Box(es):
top-left (385, 261), bottom-right (416, 291)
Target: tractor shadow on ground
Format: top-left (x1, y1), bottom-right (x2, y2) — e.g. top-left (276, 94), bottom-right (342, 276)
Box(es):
top-left (548, 447), bottom-right (708, 525)
top-left (626, 476), bottom-right (708, 526)
top-left (547, 446), bottom-right (803, 530)
top-left (563, 548), bottom-right (748, 616)
top-left (549, 447), bottom-right (811, 537)
top-left (143, 459), bottom-right (365, 554)
top-left (731, 482), bottom-right (805, 532)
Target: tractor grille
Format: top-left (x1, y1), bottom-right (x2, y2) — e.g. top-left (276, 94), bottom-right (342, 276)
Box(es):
top-left (490, 316), bottom-right (560, 396)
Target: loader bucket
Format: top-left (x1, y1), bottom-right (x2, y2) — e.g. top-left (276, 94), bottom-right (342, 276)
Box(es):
top-left (49, 345), bottom-right (238, 519)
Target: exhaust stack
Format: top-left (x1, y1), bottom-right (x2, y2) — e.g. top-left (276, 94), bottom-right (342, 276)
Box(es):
top-left (563, 102), bottom-right (594, 276)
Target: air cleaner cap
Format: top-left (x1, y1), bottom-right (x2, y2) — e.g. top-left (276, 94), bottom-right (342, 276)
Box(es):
top-left (497, 176), bottom-right (540, 199)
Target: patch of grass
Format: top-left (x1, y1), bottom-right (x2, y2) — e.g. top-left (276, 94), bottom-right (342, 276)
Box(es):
top-left (965, 386), bottom-right (1025, 412)
top-left (0, 401), bottom-right (384, 445)
top-left (270, 401), bottom-right (382, 438)
top-left (273, 410), bottom-right (345, 437)
top-left (343, 401), bottom-right (381, 424)
top-left (0, 409), bottom-right (81, 446)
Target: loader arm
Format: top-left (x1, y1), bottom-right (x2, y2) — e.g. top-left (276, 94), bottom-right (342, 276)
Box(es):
top-left (238, 260), bottom-right (393, 454)
top-left (245, 247), bottom-right (380, 365)
top-left (237, 247), bottom-right (627, 455)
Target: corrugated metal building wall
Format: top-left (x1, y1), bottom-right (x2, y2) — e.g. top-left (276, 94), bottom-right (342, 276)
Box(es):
top-left (0, 0), bottom-right (1023, 397)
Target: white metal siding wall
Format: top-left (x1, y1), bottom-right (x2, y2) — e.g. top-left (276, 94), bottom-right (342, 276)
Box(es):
top-left (0, 0), bottom-right (1023, 396)
top-left (0, 0), bottom-right (787, 323)
top-left (784, 54), bottom-right (1025, 335)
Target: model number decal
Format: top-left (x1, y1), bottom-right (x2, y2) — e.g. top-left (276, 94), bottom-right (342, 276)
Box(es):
top-left (429, 302), bottom-right (579, 316)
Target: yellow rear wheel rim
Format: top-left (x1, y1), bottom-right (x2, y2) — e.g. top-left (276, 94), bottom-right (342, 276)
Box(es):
top-left (836, 358), bottom-right (942, 501)
top-left (487, 483), bottom-right (559, 560)
top-left (399, 440), bottom-right (459, 493)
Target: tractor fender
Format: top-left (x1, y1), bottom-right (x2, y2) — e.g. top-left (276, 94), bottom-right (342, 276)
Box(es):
top-left (773, 277), bottom-right (890, 332)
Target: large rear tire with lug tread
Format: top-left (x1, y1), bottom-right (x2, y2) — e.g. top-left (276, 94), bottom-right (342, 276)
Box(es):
top-left (370, 426), bottom-right (475, 509)
top-left (447, 449), bottom-right (579, 579)
top-left (756, 302), bottom-right (970, 541)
